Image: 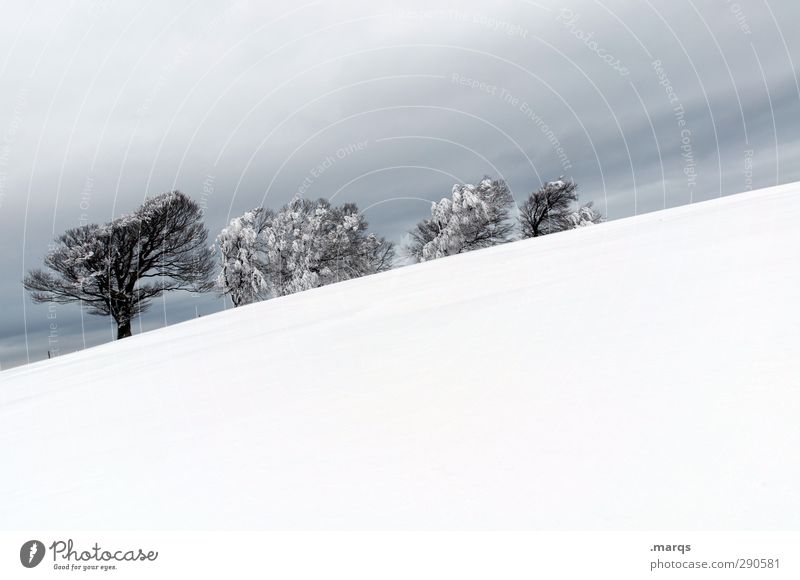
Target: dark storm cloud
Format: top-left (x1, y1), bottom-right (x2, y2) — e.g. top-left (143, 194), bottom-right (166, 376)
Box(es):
top-left (1, 0), bottom-right (798, 369)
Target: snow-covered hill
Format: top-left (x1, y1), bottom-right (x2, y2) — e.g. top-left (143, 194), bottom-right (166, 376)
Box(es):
top-left (2, 184), bottom-right (799, 529)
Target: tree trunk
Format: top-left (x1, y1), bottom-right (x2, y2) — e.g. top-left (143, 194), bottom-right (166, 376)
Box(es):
top-left (117, 319), bottom-right (132, 339)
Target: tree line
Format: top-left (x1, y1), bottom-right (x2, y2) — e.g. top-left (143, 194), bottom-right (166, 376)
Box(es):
top-left (24, 178), bottom-right (601, 339)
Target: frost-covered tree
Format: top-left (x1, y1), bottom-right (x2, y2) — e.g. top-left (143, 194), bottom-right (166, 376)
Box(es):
top-left (215, 208), bottom-right (271, 307)
top-left (406, 177), bottom-right (514, 261)
top-left (24, 191), bottom-right (214, 339)
top-left (260, 196), bottom-right (394, 297)
top-left (564, 202), bottom-right (603, 229)
top-left (517, 179), bottom-right (580, 238)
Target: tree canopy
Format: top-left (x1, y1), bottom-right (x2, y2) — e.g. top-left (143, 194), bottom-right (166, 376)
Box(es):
top-left (25, 191), bottom-right (214, 338)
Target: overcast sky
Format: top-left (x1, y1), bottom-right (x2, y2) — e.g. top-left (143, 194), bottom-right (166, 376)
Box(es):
top-left (0, 0), bottom-right (798, 369)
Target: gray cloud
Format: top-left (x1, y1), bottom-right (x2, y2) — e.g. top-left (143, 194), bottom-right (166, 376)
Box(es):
top-left (1, 0), bottom-right (798, 369)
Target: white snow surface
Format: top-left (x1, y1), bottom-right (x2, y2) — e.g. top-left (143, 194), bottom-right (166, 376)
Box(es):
top-left (2, 184), bottom-right (799, 529)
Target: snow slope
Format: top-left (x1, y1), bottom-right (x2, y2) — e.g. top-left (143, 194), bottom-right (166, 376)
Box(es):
top-left (2, 184), bottom-right (799, 530)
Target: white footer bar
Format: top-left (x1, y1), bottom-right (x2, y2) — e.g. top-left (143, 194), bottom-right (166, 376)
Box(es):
top-left (1, 531), bottom-right (797, 579)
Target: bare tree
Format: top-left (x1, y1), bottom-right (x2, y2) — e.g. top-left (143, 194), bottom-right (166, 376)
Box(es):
top-left (24, 191), bottom-right (214, 339)
top-left (366, 232), bottom-right (396, 273)
top-left (406, 218), bottom-right (441, 261)
top-left (518, 179), bottom-right (579, 238)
